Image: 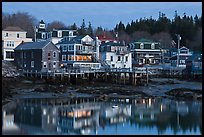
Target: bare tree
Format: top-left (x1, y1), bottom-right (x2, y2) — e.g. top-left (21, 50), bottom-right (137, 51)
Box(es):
top-left (131, 31), bottom-right (151, 41)
top-left (2, 12), bottom-right (37, 39)
top-left (46, 21), bottom-right (66, 31)
top-left (152, 32), bottom-right (172, 48)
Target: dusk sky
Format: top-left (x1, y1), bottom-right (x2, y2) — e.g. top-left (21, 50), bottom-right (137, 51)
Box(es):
top-left (2, 2), bottom-right (202, 30)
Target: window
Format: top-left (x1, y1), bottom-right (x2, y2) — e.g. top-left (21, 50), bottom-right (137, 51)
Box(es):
top-left (23, 52), bottom-right (26, 59)
top-left (126, 56), bottom-right (128, 62)
top-left (111, 56), bottom-right (113, 61)
top-left (69, 31), bottom-right (73, 36)
top-left (24, 63), bottom-right (26, 68)
top-left (5, 33), bottom-right (8, 37)
top-left (17, 33), bottom-right (19, 38)
top-left (53, 62), bottom-right (56, 68)
top-left (6, 41), bottom-right (14, 47)
top-left (62, 45), bottom-right (67, 52)
top-left (68, 45), bottom-right (74, 51)
top-left (43, 62), bottom-right (47, 68)
top-left (151, 43), bottom-right (155, 49)
top-left (68, 55), bottom-right (72, 61)
top-left (117, 56), bottom-right (121, 61)
top-left (48, 52), bottom-right (51, 60)
top-left (58, 31), bottom-right (62, 37)
top-left (112, 64), bottom-right (115, 68)
top-left (42, 33), bottom-right (46, 39)
top-left (6, 51), bottom-right (14, 59)
top-left (31, 52), bottom-right (34, 58)
top-left (62, 55), bottom-right (66, 61)
top-left (140, 43), bottom-right (144, 49)
top-left (31, 61), bottom-right (34, 68)
top-left (53, 52), bottom-right (56, 58)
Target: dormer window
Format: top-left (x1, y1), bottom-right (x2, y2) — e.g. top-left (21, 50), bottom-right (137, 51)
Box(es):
top-left (69, 31), bottom-right (73, 36)
top-left (151, 43), bottom-right (155, 49)
top-left (58, 31), bottom-right (62, 38)
top-left (140, 43), bottom-right (144, 49)
top-left (17, 33), bottom-right (19, 38)
top-left (5, 33), bottom-right (8, 37)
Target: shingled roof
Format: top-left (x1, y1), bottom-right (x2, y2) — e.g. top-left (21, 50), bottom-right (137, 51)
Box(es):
top-left (3, 26), bottom-right (26, 32)
top-left (14, 41), bottom-right (51, 50)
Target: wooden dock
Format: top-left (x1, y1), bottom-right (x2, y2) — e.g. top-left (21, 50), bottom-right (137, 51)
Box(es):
top-left (22, 67), bottom-right (150, 86)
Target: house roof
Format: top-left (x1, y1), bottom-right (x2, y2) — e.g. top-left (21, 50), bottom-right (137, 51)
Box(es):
top-left (14, 40), bottom-right (51, 50)
top-left (3, 26), bottom-right (26, 32)
top-left (56, 36), bottom-right (84, 45)
top-left (56, 35), bottom-right (95, 45)
top-left (101, 42), bottom-right (125, 47)
top-left (187, 53), bottom-right (202, 62)
top-left (137, 38), bottom-right (153, 43)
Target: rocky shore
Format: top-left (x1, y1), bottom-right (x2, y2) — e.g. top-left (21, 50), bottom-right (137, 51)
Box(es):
top-left (2, 60), bottom-right (202, 106)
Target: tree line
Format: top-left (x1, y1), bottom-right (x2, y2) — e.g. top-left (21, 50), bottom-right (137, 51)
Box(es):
top-left (2, 11), bottom-right (202, 51)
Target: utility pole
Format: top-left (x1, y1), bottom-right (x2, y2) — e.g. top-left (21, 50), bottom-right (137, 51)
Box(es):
top-left (176, 34), bottom-right (181, 67)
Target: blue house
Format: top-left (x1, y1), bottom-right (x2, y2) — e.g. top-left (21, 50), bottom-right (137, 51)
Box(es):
top-left (185, 53), bottom-right (202, 75)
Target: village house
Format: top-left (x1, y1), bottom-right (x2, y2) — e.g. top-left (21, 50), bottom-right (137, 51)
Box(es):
top-left (185, 53), bottom-right (202, 76)
top-left (99, 42), bottom-right (132, 68)
top-left (169, 46), bottom-right (193, 68)
top-left (2, 26), bottom-right (33, 61)
top-left (97, 32), bottom-right (117, 44)
top-left (14, 41), bottom-right (60, 73)
top-left (35, 20), bottom-right (77, 44)
top-left (56, 35), bottom-right (101, 69)
top-left (128, 38), bottom-right (162, 67)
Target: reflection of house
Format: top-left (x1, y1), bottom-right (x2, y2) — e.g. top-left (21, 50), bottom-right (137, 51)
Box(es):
top-left (100, 42), bottom-right (132, 68)
top-left (2, 26), bottom-right (32, 61)
top-left (57, 104), bottom-right (100, 135)
top-left (2, 111), bottom-right (19, 131)
top-left (56, 35), bottom-right (101, 69)
top-left (14, 41), bottom-right (60, 73)
top-left (100, 104), bottom-right (131, 126)
top-left (35, 20), bottom-right (77, 44)
top-left (128, 38), bottom-right (162, 67)
top-left (41, 106), bottom-right (58, 131)
top-left (169, 46), bottom-right (192, 68)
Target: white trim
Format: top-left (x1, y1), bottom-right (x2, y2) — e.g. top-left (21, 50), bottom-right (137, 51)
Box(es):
top-left (134, 49), bottom-right (161, 52)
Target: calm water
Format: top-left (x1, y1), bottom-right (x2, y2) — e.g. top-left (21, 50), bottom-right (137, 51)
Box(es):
top-left (2, 97), bottom-right (202, 135)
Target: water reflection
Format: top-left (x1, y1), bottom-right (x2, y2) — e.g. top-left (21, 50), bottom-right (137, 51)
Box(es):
top-left (2, 97), bottom-right (202, 135)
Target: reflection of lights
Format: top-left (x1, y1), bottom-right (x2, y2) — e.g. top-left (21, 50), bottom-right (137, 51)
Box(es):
top-left (47, 115), bottom-right (50, 124)
top-left (3, 111), bottom-right (6, 117)
top-left (160, 104), bottom-right (163, 112)
top-left (43, 108), bottom-right (47, 115)
top-left (148, 98), bottom-right (151, 107)
top-left (52, 118), bottom-right (56, 124)
top-left (150, 113), bottom-right (154, 120)
top-left (142, 99), bottom-right (145, 104)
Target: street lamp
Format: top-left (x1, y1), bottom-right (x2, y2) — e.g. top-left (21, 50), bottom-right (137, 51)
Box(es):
top-left (175, 34), bottom-right (181, 67)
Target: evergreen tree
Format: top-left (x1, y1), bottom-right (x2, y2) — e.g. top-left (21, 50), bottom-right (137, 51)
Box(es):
top-left (87, 21), bottom-right (93, 36)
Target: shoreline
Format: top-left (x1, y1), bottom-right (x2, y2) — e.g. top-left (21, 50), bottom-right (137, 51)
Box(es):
top-left (2, 76), bottom-right (202, 106)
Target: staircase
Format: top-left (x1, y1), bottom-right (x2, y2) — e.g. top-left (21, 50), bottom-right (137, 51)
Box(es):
top-left (91, 55), bottom-right (110, 69)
